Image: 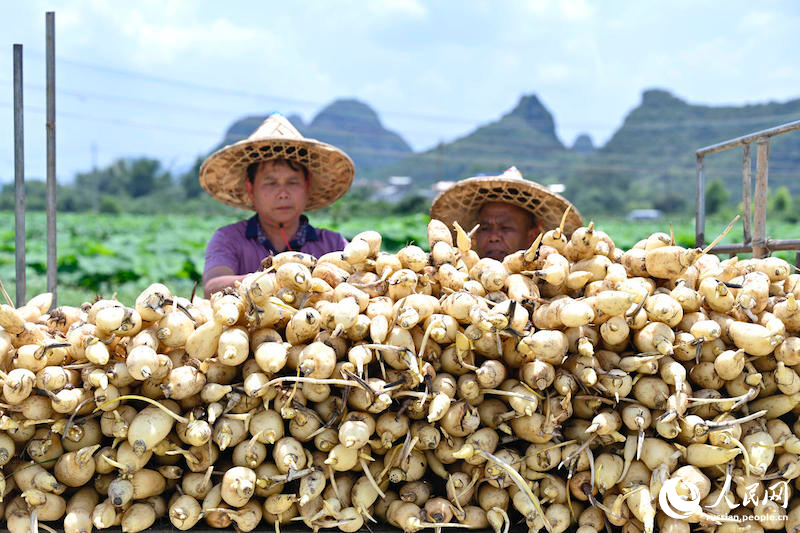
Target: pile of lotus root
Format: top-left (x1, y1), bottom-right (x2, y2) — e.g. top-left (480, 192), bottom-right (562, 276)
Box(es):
top-left (2, 215), bottom-right (800, 533)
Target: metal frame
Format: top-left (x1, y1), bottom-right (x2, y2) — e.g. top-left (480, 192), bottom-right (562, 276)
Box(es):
top-left (696, 119), bottom-right (800, 257)
top-left (13, 43), bottom-right (25, 306)
top-left (11, 12), bottom-right (57, 308)
top-left (46, 12), bottom-right (57, 304)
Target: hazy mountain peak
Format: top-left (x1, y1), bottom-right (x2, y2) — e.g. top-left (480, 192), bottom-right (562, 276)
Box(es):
top-left (304, 99), bottom-right (412, 170)
top-left (507, 94), bottom-right (558, 135)
top-left (571, 133), bottom-right (595, 154)
top-left (361, 93), bottom-right (566, 183)
top-left (213, 99), bottom-right (412, 171)
top-left (286, 113), bottom-right (306, 129)
top-left (640, 88), bottom-right (687, 108)
top-left (310, 99), bottom-right (383, 132)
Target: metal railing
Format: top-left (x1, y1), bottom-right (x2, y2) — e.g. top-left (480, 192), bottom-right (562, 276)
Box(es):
top-left (696, 119), bottom-right (800, 258)
top-left (11, 12), bottom-right (57, 308)
top-left (13, 43), bottom-right (24, 306)
top-left (46, 12), bottom-right (57, 305)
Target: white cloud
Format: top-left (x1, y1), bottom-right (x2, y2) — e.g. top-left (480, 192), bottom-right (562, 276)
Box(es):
top-left (523, 0), bottom-right (550, 15)
top-left (130, 17), bottom-right (272, 66)
top-left (367, 0), bottom-right (427, 18)
top-left (537, 63), bottom-right (572, 83)
top-left (72, 2), bottom-right (277, 67)
top-left (521, 0), bottom-right (594, 20)
top-left (52, 8), bottom-right (82, 30)
top-left (560, 0), bottom-right (594, 21)
top-left (360, 79), bottom-right (405, 109)
top-left (741, 10), bottom-right (777, 29)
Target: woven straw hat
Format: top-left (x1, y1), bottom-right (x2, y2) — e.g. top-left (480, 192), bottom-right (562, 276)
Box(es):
top-left (429, 167), bottom-right (583, 237)
top-left (199, 113), bottom-right (355, 211)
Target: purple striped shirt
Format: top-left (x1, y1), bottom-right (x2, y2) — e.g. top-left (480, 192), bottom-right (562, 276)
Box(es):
top-left (204, 215), bottom-right (348, 276)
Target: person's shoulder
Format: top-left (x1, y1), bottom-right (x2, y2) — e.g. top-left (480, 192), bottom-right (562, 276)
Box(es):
top-left (315, 227), bottom-right (348, 243)
top-left (211, 219), bottom-right (249, 238)
top-left (205, 219), bottom-right (252, 270)
top-left (315, 227), bottom-right (345, 239)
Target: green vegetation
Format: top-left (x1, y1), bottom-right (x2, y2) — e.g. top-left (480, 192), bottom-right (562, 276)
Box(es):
top-left (0, 211), bottom-right (432, 306)
top-left (705, 179), bottom-right (730, 215)
top-left (3, 211), bottom-right (797, 307)
top-left (3, 89), bottom-right (799, 306)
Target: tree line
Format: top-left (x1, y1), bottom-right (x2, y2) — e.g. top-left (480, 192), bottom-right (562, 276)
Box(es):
top-left (0, 156), bottom-right (431, 219)
top-left (1, 155), bottom-right (795, 223)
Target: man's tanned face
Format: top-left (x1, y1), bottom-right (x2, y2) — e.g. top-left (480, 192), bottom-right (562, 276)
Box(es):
top-left (475, 202), bottom-right (539, 261)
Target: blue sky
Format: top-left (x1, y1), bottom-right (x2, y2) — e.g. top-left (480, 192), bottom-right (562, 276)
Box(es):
top-left (1, 0), bottom-right (799, 184)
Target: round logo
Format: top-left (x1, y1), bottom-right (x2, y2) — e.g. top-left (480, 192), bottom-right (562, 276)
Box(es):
top-left (659, 478), bottom-right (702, 519)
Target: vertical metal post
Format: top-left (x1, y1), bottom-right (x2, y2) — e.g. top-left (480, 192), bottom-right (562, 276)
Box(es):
top-left (741, 143), bottom-right (752, 245)
top-left (91, 141), bottom-right (99, 213)
top-left (46, 12), bottom-right (57, 306)
top-left (14, 44), bottom-right (25, 307)
top-left (753, 138), bottom-right (770, 258)
top-left (695, 154), bottom-right (706, 247)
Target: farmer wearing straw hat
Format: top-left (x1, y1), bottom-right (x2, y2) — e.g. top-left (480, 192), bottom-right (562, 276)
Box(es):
top-left (199, 113), bottom-right (354, 296)
top-left (429, 167), bottom-right (583, 261)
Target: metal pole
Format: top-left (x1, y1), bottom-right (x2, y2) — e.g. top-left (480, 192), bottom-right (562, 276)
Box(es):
top-left (46, 11), bottom-right (57, 307)
top-left (13, 44), bottom-right (26, 307)
top-left (695, 119), bottom-right (800, 258)
top-left (91, 141), bottom-right (98, 213)
top-left (714, 239), bottom-right (800, 254)
top-left (753, 137), bottom-right (770, 258)
top-left (741, 143), bottom-right (752, 246)
top-left (696, 119), bottom-right (800, 156)
top-left (695, 154), bottom-right (706, 247)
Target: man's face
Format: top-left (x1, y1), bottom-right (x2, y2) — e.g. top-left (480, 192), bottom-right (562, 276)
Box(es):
top-left (475, 202), bottom-right (539, 261)
top-left (245, 160), bottom-right (308, 227)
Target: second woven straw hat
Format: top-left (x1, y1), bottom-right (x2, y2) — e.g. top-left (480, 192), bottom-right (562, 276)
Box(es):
top-left (429, 166), bottom-right (583, 236)
top-left (199, 113), bottom-right (355, 211)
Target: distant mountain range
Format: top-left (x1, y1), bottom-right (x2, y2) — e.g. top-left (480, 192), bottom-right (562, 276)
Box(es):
top-left (214, 90), bottom-right (800, 214)
top-left (365, 94), bottom-right (570, 185)
top-left (216, 99), bottom-right (412, 171)
top-left (566, 89), bottom-right (800, 213)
